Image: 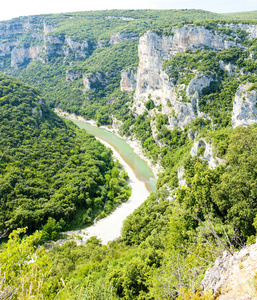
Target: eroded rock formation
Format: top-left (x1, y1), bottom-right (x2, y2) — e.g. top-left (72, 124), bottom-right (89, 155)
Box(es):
top-left (202, 243), bottom-right (257, 299)
top-left (232, 84), bottom-right (257, 128)
top-left (120, 69), bottom-right (137, 92)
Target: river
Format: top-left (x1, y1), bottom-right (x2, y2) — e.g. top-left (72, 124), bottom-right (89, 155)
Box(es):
top-left (58, 119), bottom-right (156, 245)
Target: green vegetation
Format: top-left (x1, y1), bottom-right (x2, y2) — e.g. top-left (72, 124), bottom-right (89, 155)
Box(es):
top-left (2, 10), bottom-right (257, 300)
top-left (223, 10), bottom-right (257, 20)
top-left (0, 73), bottom-right (130, 236)
top-left (4, 124), bottom-right (257, 299)
top-left (0, 9), bottom-right (243, 126)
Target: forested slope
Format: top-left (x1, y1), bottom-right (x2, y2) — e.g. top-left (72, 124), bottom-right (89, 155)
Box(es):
top-left (0, 73), bottom-right (130, 236)
top-left (2, 9), bottom-right (257, 300)
top-left (0, 9), bottom-right (233, 122)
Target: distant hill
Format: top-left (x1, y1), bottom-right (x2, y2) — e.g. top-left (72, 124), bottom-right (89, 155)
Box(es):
top-left (223, 10), bottom-right (257, 20)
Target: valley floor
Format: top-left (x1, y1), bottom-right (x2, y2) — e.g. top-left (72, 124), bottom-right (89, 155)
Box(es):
top-left (58, 136), bottom-right (150, 245)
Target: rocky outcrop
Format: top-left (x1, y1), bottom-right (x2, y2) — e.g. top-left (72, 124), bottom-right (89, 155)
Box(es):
top-left (171, 25), bottom-right (236, 54)
top-left (0, 17), bottom-right (90, 69)
top-left (43, 21), bottom-right (56, 35)
top-left (232, 84), bottom-right (257, 128)
top-left (83, 76), bottom-right (91, 91)
top-left (11, 45), bottom-right (43, 67)
top-left (219, 61), bottom-right (237, 76)
top-left (226, 23), bottom-right (257, 40)
top-left (132, 25), bottom-right (236, 128)
top-left (66, 70), bottom-right (82, 82)
top-left (83, 72), bottom-right (112, 91)
top-left (0, 41), bottom-right (18, 57)
top-left (110, 32), bottom-right (139, 44)
top-left (120, 69), bottom-right (137, 92)
top-left (0, 20), bottom-right (33, 36)
top-left (186, 74), bottom-right (213, 100)
top-left (134, 31), bottom-right (173, 101)
top-left (202, 243), bottom-right (257, 299)
top-left (9, 34), bottom-right (89, 67)
top-left (110, 33), bottom-right (124, 45)
top-left (63, 37), bottom-right (88, 58)
top-left (190, 139), bottom-right (225, 169)
top-left (105, 16), bottom-right (135, 21)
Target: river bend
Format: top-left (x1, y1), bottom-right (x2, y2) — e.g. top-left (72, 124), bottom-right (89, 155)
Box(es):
top-left (58, 119), bottom-right (156, 245)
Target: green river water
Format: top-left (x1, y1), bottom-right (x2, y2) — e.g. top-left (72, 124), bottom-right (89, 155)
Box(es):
top-left (71, 119), bottom-right (156, 192)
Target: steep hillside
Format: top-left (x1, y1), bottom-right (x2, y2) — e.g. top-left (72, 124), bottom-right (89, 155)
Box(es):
top-left (0, 10), bottom-right (224, 117)
top-left (0, 73), bottom-right (130, 236)
top-left (2, 10), bottom-right (257, 300)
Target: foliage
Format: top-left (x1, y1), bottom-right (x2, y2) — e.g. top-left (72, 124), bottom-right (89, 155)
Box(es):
top-left (0, 73), bottom-right (130, 234)
top-left (2, 11), bottom-right (257, 300)
top-left (144, 99), bottom-right (155, 110)
top-left (0, 228), bottom-right (51, 299)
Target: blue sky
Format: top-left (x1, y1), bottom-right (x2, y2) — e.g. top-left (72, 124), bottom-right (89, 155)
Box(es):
top-left (0, 0), bottom-right (256, 22)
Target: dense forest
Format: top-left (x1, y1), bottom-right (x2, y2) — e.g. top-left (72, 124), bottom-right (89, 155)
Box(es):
top-left (0, 73), bottom-right (130, 238)
top-left (1, 8), bottom-right (257, 300)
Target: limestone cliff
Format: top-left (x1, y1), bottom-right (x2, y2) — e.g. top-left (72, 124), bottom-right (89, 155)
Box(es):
top-left (120, 69), bottom-right (137, 92)
top-left (0, 18), bottom-right (89, 69)
top-left (83, 72), bottom-right (112, 91)
top-left (11, 45), bottom-right (43, 67)
top-left (232, 84), bottom-right (257, 128)
top-left (131, 25), bottom-right (241, 129)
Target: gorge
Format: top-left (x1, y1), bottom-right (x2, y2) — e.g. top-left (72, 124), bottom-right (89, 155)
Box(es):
top-left (58, 118), bottom-right (155, 245)
top-left (1, 9), bottom-right (257, 300)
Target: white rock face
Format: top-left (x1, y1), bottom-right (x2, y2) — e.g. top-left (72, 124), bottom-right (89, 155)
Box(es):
top-left (171, 25), bottom-right (236, 54)
top-left (0, 21), bottom-right (28, 36)
top-left (132, 25), bottom-right (236, 129)
top-left (219, 61), bottom-right (237, 76)
top-left (110, 32), bottom-right (138, 45)
top-left (0, 43), bottom-right (13, 56)
top-left (202, 243), bottom-right (257, 299)
top-left (83, 76), bottom-right (91, 91)
top-left (110, 32), bottom-right (123, 45)
top-left (83, 72), bottom-right (111, 91)
top-left (177, 167), bottom-right (187, 187)
top-left (186, 74), bottom-right (213, 100)
top-left (134, 31), bottom-right (173, 100)
top-left (64, 36), bottom-right (88, 58)
top-left (226, 23), bottom-right (257, 40)
top-left (43, 21), bottom-right (56, 35)
top-left (133, 30), bottom-right (195, 126)
top-left (120, 69), bottom-right (137, 92)
top-left (1, 20), bottom-right (89, 68)
top-left (190, 139), bottom-right (224, 169)
top-left (11, 45), bottom-right (43, 67)
top-left (232, 84), bottom-right (257, 128)
top-left (44, 35), bottom-right (63, 45)
top-left (105, 16), bottom-right (135, 21)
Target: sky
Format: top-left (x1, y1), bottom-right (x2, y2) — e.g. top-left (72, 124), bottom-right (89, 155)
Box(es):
top-left (0, 0), bottom-right (256, 22)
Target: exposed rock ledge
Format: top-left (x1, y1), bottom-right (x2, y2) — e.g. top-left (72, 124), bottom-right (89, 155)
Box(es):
top-left (54, 109), bottom-right (162, 179)
top-left (232, 84), bottom-right (257, 129)
top-left (190, 139), bottom-right (225, 169)
top-left (202, 243), bottom-right (257, 299)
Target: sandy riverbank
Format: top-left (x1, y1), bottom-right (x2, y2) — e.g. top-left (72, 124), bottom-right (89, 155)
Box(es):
top-left (55, 109), bottom-right (163, 178)
top-left (57, 137), bottom-right (150, 245)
